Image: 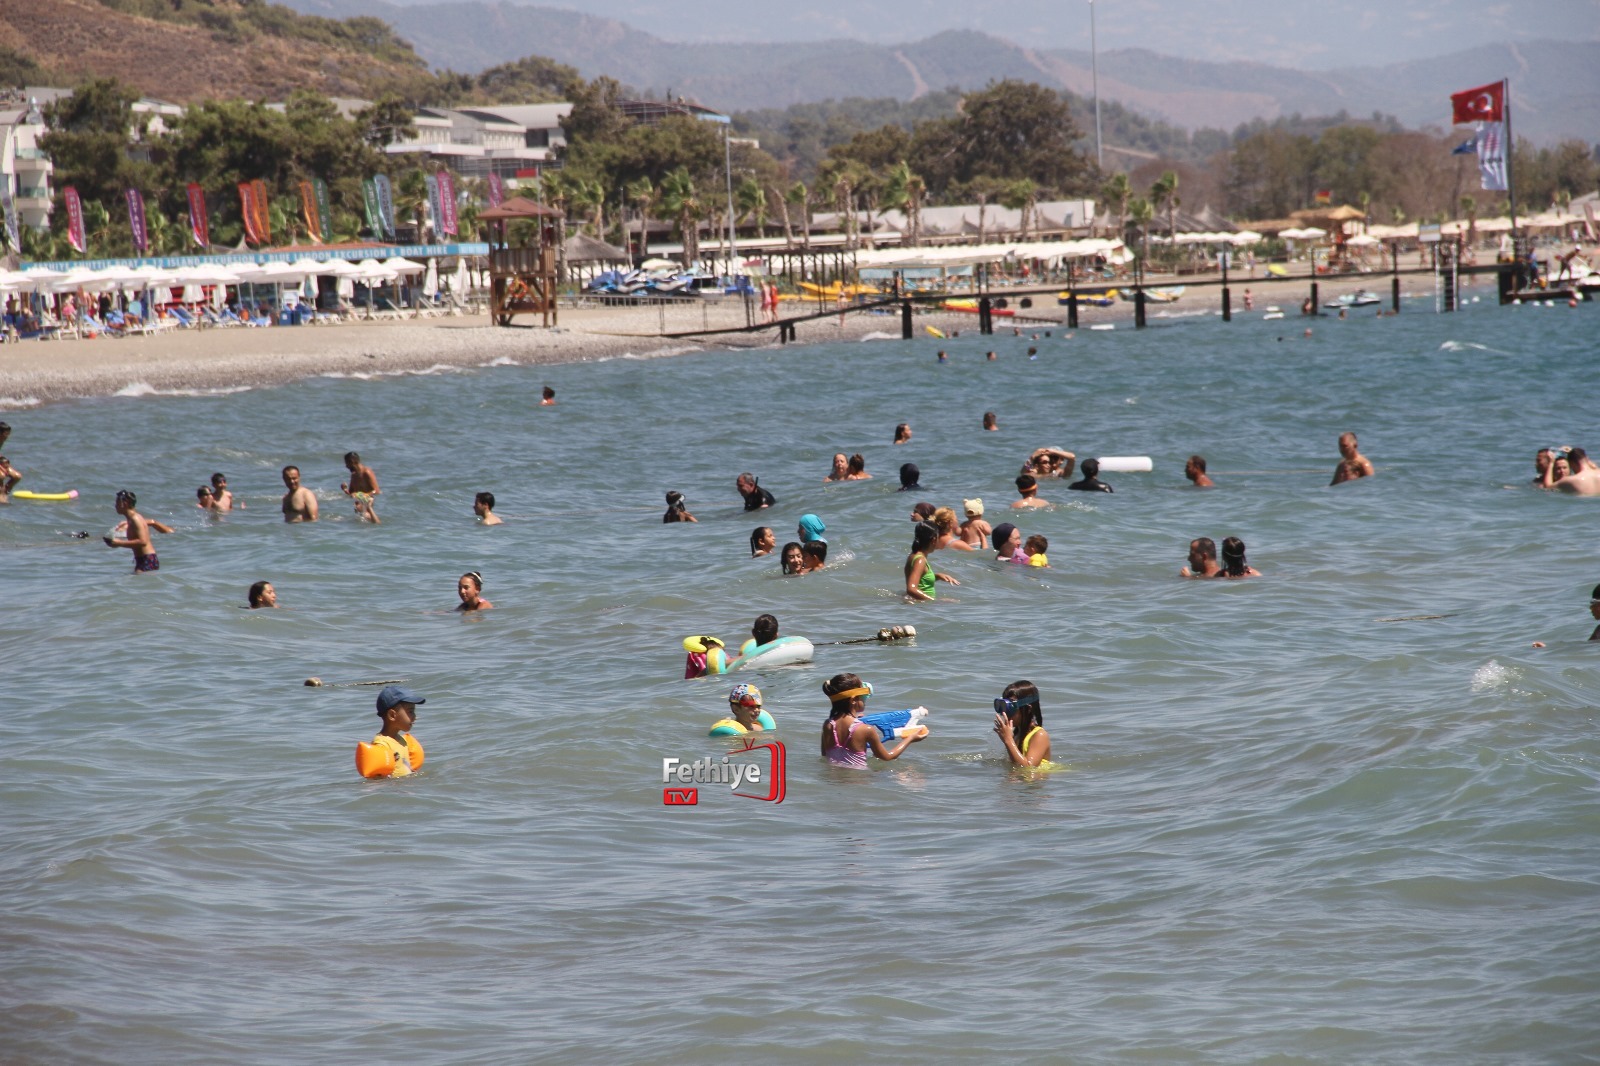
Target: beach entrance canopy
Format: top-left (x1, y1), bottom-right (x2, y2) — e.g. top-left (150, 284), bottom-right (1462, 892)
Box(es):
top-left (479, 196), bottom-right (561, 222)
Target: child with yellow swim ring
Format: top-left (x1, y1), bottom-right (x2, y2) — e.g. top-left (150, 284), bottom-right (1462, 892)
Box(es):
top-left (709, 683), bottom-right (777, 736)
top-left (992, 680), bottom-right (1054, 769)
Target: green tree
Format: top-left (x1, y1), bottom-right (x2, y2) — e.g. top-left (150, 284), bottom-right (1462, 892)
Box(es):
top-left (1127, 196), bottom-right (1154, 260)
top-left (735, 178), bottom-right (767, 238)
top-left (1099, 172), bottom-right (1131, 239)
top-left (659, 167), bottom-right (701, 268)
top-left (786, 181), bottom-right (810, 250)
top-left (355, 94), bottom-right (417, 148)
top-left (1150, 169), bottom-right (1179, 241)
top-left (624, 177), bottom-right (654, 259)
top-left (909, 80), bottom-right (1091, 200)
top-left (999, 177), bottom-right (1038, 239)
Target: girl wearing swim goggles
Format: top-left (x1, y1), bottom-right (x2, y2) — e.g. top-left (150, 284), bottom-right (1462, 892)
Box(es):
top-left (992, 681), bottom-right (1053, 769)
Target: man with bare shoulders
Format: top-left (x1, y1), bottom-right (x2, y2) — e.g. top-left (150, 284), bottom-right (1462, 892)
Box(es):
top-left (210, 472), bottom-right (239, 512)
top-left (341, 451), bottom-right (380, 523)
top-left (959, 498), bottom-right (992, 549)
top-left (104, 490), bottom-right (172, 572)
top-left (1180, 537), bottom-right (1221, 578)
top-left (1012, 474), bottom-right (1050, 509)
top-left (281, 465), bottom-right (318, 522)
top-left (1555, 447), bottom-right (1600, 496)
top-left (1185, 455), bottom-right (1215, 488)
top-left (1330, 432), bottom-right (1374, 486)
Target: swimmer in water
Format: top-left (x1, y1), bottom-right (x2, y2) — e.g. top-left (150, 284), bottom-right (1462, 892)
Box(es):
top-left (1532, 582), bottom-right (1600, 648)
top-left (248, 580), bottom-right (278, 608)
top-left (1531, 449), bottom-right (1554, 486)
top-left (371, 685), bottom-right (425, 777)
top-left (456, 570), bottom-right (493, 610)
top-left (103, 490), bottom-right (172, 572)
top-left (663, 490), bottom-right (697, 523)
top-left (936, 350), bottom-right (948, 364)
top-left (1185, 455), bottom-right (1215, 488)
top-left (210, 473), bottom-right (239, 512)
top-left (820, 672), bottom-right (923, 768)
top-left (1024, 534), bottom-right (1049, 567)
top-left (540, 386), bottom-right (556, 406)
top-left (893, 422), bottom-right (912, 445)
top-left (797, 513), bottom-right (826, 545)
top-left (983, 411), bottom-right (998, 431)
top-left (780, 541), bottom-right (806, 575)
top-left (824, 453), bottom-right (849, 482)
top-left (929, 507), bottom-right (974, 551)
top-left (898, 463), bottom-right (922, 492)
top-left (1180, 537), bottom-right (1221, 578)
top-left (739, 614), bottom-right (781, 658)
top-left (991, 522), bottom-right (1026, 564)
top-left (1217, 536), bottom-right (1260, 578)
top-left (736, 472), bottom-right (776, 511)
top-left (196, 485), bottom-right (221, 514)
top-left (1012, 474), bottom-right (1049, 509)
top-left (1067, 457), bottom-right (1113, 493)
top-left (844, 453), bottom-right (871, 480)
top-left (281, 465), bottom-right (318, 523)
top-left (992, 680), bottom-right (1053, 769)
top-left (1330, 432), bottom-right (1374, 485)
top-left (959, 498), bottom-right (991, 549)
top-left (910, 501), bottom-right (936, 524)
top-left (1554, 447), bottom-right (1600, 496)
top-left (800, 540), bottom-right (829, 573)
top-left (750, 526), bottom-right (775, 557)
top-left (905, 521), bottom-right (959, 601)
top-left (474, 491), bottom-right (503, 525)
top-left (341, 451), bottom-right (380, 523)
top-left (712, 682), bottom-right (770, 734)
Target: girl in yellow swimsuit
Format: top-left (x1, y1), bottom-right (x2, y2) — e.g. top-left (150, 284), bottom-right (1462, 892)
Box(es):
top-left (992, 680), bottom-right (1056, 770)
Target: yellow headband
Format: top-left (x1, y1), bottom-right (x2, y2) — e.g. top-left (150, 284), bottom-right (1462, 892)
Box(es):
top-left (829, 686), bottom-right (870, 702)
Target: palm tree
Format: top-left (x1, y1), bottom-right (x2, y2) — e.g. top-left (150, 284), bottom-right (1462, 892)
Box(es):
top-left (1127, 197), bottom-right (1154, 261)
top-left (1150, 170), bottom-right (1179, 245)
top-left (624, 177), bottom-right (654, 260)
top-left (397, 169), bottom-right (429, 241)
top-left (1000, 178), bottom-right (1037, 239)
top-left (659, 167), bottom-right (701, 268)
top-left (903, 172), bottom-right (926, 248)
top-left (735, 178), bottom-right (767, 239)
top-left (786, 182), bottom-right (810, 250)
top-left (1100, 172), bottom-right (1130, 240)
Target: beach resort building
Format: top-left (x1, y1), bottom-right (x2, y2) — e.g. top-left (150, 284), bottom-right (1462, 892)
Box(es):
top-left (386, 104), bottom-right (572, 183)
top-left (0, 91), bottom-right (54, 236)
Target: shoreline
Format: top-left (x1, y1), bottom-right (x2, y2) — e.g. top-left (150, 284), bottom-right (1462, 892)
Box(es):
top-left (0, 275), bottom-right (1435, 408)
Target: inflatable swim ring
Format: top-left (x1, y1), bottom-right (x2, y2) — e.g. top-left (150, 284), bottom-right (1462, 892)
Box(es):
top-left (709, 710), bottom-right (778, 736)
top-left (683, 635), bottom-right (729, 677)
top-left (356, 735), bottom-right (424, 779)
top-left (12, 489), bottom-right (79, 501)
top-left (733, 635), bottom-right (814, 672)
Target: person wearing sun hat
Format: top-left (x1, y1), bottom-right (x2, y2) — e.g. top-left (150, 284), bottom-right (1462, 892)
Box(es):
top-left (959, 498), bottom-right (992, 549)
top-left (357, 685), bottom-right (427, 778)
top-left (709, 683), bottom-right (777, 736)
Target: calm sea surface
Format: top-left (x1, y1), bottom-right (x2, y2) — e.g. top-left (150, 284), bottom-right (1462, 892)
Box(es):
top-left (2, 290), bottom-right (1597, 1064)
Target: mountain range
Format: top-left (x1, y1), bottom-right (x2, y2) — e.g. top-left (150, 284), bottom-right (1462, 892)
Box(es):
top-left (283, 0), bottom-right (1600, 143)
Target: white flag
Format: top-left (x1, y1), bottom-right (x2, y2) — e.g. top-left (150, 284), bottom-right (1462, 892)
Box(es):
top-left (1476, 121), bottom-right (1507, 192)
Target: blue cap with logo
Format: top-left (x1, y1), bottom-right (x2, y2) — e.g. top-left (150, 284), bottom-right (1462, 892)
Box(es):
top-left (376, 685), bottom-right (426, 715)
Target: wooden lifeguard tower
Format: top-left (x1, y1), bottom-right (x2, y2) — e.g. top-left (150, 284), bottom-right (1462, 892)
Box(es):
top-left (482, 195), bottom-right (561, 327)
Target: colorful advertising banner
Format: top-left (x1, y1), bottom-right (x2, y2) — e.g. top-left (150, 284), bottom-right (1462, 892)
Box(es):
top-left (424, 173), bottom-right (442, 240)
top-left (299, 180), bottom-right (321, 240)
top-left (127, 188), bottom-right (149, 255)
top-left (436, 171), bottom-right (458, 236)
top-left (374, 174), bottom-right (395, 239)
top-left (487, 173), bottom-right (504, 209)
top-left (65, 186), bottom-right (87, 253)
top-left (239, 182), bottom-right (261, 244)
top-left (250, 178), bottom-right (272, 245)
top-left (313, 178), bottom-right (333, 244)
top-left (186, 182), bottom-right (210, 248)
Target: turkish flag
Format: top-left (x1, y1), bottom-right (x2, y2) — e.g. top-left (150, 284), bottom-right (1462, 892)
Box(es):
top-left (1451, 81), bottom-right (1504, 124)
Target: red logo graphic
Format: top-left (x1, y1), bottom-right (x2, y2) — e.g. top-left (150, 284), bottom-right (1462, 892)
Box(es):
top-left (660, 741), bottom-right (786, 805)
top-left (663, 788), bottom-right (698, 805)
top-left (731, 739), bottom-right (786, 803)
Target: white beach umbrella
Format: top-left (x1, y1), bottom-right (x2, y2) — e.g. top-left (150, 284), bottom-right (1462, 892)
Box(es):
top-left (1278, 228), bottom-right (1306, 240)
top-left (1231, 231), bottom-right (1263, 245)
top-left (1299, 227), bottom-right (1326, 239)
top-left (382, 256), bottom-right (425, 275)
top-left (48, 267), bottom-right (105, 293)
top-left (1345, 233), bottom-right (1380, 247)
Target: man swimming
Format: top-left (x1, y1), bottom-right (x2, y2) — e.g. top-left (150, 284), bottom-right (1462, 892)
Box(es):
top-left (736, 472), bottom-right (775, 511)
top-left (341, 452), bottom-right (380, 523)
top-left (103, 490), bottom-right (172, 572)
top-left (1067, 457), bottom-right (1114, 493)
top-left (474, 491), bottom-right (503, 525)
top-left (1555, 447), bottom-right (1600, 496)
top-left (1330, 432), bottom-right (1374, 485)
top-left (1180, 537), bottom-right (1221, 578)
top-left (1185, 455), bottom-right (1215, 488)
top-left (1012, 474), bottom-right (1049, 509)
top-left (281, 465), bottom-right (318, 522)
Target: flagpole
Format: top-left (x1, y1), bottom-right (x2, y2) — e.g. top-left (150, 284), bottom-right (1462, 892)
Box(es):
top-left (1504, 77), bottom-right (1517, 238)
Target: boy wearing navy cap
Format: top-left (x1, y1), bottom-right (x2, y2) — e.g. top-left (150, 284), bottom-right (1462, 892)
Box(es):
top-left (372, 685), bottom-right (427, 777)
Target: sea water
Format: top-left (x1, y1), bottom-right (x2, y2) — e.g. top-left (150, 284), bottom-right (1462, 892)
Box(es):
top-left (2, 293), bottom-right (1597, 1064)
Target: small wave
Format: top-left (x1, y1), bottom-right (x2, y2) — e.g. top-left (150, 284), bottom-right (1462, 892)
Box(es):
top-left (114, 382), bottom-right (253, 399)
top-left (647, 345), bottom-right (702, 358)
top-left (484, 355), bottom-right (518, 366)
top-left (1439, 339), bottom-right (1511, 356)
top-left (0, 395), bottom-right (42, 408)
top-left (858, 331), bottom-right (899, 342)
top-left (320, 364), bottom-right (472, 381)
top-left (1470, 660), bottom-right (1519, 691)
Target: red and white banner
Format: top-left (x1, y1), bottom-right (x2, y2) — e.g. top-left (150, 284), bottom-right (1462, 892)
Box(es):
top-left (1451, 81), bottom-right (1504, 125)
top-left (187, 182), bottom-right (210, 247)
top-left (239, 182), bottom-right (261, 244)
top-left (127, 188), bottom-right (148, 255)
top-left (437, 170), bottom-right (458, 236)
top-left (65, 186), bottom-right (87, 252)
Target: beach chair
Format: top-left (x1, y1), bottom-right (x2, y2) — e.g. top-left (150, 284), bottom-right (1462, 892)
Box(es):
top-left (376, 297), bottom-right (411, 321)
top-left (169, 306), bottom-right (199, 329)
top-left (84, 314), bottom-right (124, 338)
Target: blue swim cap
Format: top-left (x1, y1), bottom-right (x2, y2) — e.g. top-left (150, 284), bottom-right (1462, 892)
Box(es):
top-left (798, 513), bottom-right (826, 543)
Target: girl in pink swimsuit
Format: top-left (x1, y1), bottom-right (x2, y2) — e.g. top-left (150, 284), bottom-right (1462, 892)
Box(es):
top-left (819, 672), bottom-right (924, 770)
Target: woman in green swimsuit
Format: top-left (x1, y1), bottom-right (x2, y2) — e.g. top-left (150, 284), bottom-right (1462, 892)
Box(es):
top-left (904, 521), bottom-right (959, 602)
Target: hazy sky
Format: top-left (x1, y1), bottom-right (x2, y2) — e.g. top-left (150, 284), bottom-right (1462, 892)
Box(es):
top-left (453, 0), bottom-right (1600, 68)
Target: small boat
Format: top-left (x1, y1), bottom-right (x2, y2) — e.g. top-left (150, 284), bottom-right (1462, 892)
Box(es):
top-left (1116, 287), bottom-right (1184, 304)
top-left (1322, 290), bottom-right (1381, 309)
top-left (1058, 290), bottom-right (1116, 307)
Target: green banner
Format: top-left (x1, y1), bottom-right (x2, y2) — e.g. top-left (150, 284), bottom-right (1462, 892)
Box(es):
top-left (361, 178), bottom-right (382, 238)
top-left (313, 178), bottom-right (333, 245)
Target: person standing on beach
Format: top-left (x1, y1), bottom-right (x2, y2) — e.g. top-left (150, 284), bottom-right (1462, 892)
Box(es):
top-left (104, 490), bottom-right (171, 572)
top-left (281, 466), bottom-right (318, 523)
top-left (1330, 433), bottom-right (1374, 485)
top-left (341, 452), bottom-right (380, 523)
